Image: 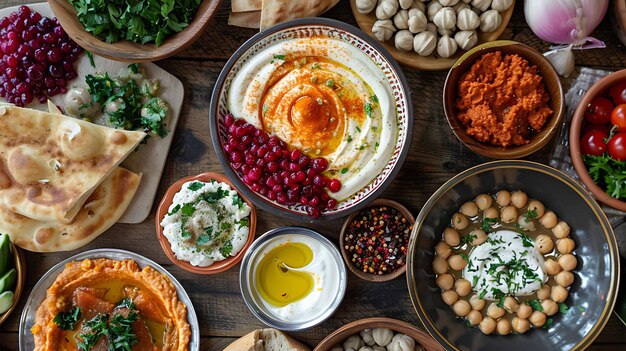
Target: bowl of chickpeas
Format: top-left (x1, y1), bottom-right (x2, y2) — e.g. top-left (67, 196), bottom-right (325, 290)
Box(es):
top-left (406, 160), bottom-right (619, 351)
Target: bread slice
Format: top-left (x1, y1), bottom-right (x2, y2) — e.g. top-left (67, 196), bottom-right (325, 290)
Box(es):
top-left (223, 328), bottom-right (310, 351)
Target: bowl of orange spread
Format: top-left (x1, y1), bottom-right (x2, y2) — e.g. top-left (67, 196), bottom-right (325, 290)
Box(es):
top-left (443, 41), bottom-right (564, 159)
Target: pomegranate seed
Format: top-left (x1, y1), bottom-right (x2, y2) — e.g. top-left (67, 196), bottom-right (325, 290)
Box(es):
top-left (329, 179), bottom-right (342, 193)
top-left (224, 114), bottom-right (235, 127)
top-left (326, 199), bottom-right (337, 209)
top-left (312, 158), bottom-right (329, 172)
top-left (290, 149), bottom-right (301, 161)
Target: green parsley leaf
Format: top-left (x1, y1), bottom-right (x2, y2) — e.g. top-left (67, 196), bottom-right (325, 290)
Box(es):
top-left (232, 195), bottom-right (244, 209)
top-left (525, 209), bottom-right (538, 219)
top-left (181, 203), bottom-right (196, 216)
top-left (526, 299), bottom-right (544, 312)
top-left (53, 307), bottom-right (82, 330)
top-left (187, 182), bottom-right (204, 191)
top-left (543, 317), bottom-right (554, 329)
top-left (196, 234), bottom-right (210, 245)
top-left (340, 168), bottom-right (349, 174)
top-left (168, 204), bottom-right (181, 215)
top-left (116, 298), bottom-right (136, 310)
top-left (220, 241), bottom-right (233, 257)
top-left (273, 54), bottom-right (286, 60)
top-left (559, 303), bottom-right (570, 314)
top-left (370, 94), bottom-right (379, 103)
top-left (584, 154), bottom-right (626, 199)
top-left (76, 313), bottom-right (108, 350)
top-left (365, 102), bottom-right (373, 118)
top-left (237, 217), bottom-right (250, 228)
top-left (325, 79), bottom-right (335, 88)
top-left (85, 50), bottom-right (95, 68)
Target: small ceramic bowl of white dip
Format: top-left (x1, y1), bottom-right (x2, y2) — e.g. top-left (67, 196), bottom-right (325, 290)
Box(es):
top-left (239, 226), bottom-right (347, 331)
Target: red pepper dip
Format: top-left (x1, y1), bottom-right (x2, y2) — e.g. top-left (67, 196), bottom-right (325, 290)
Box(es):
top-left (456, 51), bottom-right (553, 147)
top-left (343, 205), bottom-right (413, 275)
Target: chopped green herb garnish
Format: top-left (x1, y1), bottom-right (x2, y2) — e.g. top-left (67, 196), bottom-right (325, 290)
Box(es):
top-left (187, 182), bottom-right (204, 191)
top-left (76, 313), bottom-right (108, 351)
top-left (559, 303), bottom-right (570, 314)
top-left (262, 104), bottom-right (269, 115)
top-left (181, 203), bottom-right (196, 216)
top-left (365, 102), bottom-right (373, 118)
top-left (526, 299), bottom-right (544, 312)
top-left (116, 298), bottom-right (136, 310)
top-left (325, 79), bottom-right (335, 88)
top-left (340, 168), bottom-right (349, 174)
top-left (347, 135), bottom-right (353, 142)
top-left (370, 94), bottom-right (379, 103)
top-left (273, 54), bottom-right (286, 60)
top-left (53, 307), bottom-right (82, 330)
top-left (543, 318), bottom-right (554, 329)
top-left (196, 234), bottom-right (210, 245)
top-left (482, 217), bottom-right (497, 233)
top-left (85, 50), bottom-right (95, 68)
top-left (220, 241), bottom-right (233, 257)
top-left (460, 233), bottom-right (477, 245)
top-left (525, 209), bottom-right (538, 219)
top-left (237, 217), bottom-right (250, 228)
top-left (460, 253), bottom-right (469, 262)
top-left (168, 204), bottom-right (181, 215)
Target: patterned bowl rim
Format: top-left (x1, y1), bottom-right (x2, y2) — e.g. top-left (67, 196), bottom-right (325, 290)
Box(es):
top-left (209, 17), bottom-right (414, 222)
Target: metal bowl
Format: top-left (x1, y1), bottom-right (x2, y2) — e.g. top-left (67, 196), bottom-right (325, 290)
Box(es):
top-left (239, 226), bottom-right (347, 331)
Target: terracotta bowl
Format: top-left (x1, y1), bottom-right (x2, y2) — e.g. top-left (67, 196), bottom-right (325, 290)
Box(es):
top-left (48, 0), bottom-right (223, 62)
top-left (314, 317), bottom-right (444, 351)
top-left (339, 199), bottom-right (415, 282)
top-left (155, 172), bottom-right (257, 274)
top-left (0, 243), bottom-right (26, 326)
top-left (443, 40), bottom-right (564, 159)
top-left (570, 69), bottom-right (626, 212)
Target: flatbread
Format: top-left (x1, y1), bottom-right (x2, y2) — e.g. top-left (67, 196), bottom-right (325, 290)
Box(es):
top-left (0, 105), bottom-right (145, 223)
top-left (232, 0), bottom-right (262, 12)
top-left (229, 10), bottom-right (261, 28)
top-left (0, 167), bottom-right (141, 252)
top-left (260, 0), bottom-right (340, 30)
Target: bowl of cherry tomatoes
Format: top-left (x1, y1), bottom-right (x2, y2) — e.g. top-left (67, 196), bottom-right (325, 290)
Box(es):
top-left (570, 69), bottom-right (626, 211)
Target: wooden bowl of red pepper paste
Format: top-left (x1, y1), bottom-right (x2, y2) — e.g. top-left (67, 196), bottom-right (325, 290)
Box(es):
top-left (339, 199), bottom-right (415, 282)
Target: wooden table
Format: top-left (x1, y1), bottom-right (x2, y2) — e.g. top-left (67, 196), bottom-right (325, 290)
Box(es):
top-left (1, 1), bottom-right (626, 350)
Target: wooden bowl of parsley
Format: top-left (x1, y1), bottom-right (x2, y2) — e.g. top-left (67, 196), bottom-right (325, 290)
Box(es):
top-left (48, 0), bottom-right (224, 62)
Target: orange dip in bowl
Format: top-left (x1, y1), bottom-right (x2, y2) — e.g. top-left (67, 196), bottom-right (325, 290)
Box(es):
top-left (455, 51), bottom-right (553, 147)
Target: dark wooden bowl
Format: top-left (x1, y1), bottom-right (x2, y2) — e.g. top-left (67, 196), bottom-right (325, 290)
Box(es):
top-left (443, 40), bottom-right (564, 159)
top-left (155, 172), bottom-right (257, 274)
top-left (339, 199), bottom-right (415, 282)
top-left (0, 243), bottom-right (25, 326)
top-left (48, 0), bottom-right (223, 62)
top-left (570, 69), bottom-right (626, 211)
top-left (314, 317), bottom-right (444, 351)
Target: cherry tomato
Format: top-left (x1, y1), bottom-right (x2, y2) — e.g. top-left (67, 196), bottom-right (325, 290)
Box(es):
top-left (582, 123), bottom-right (610, 136)
top-left (611, 104), bottom-right (626, 129)
top-left (609, 80), bottom-right (626, 106)
top-left (585, 97), bottom-right (614, 124)
top-left (608, 133), bottom-right (626, 161)
top-left (580, 130), bottom-right (608, 156)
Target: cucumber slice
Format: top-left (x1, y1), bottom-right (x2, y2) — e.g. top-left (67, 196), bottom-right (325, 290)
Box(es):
top-left (0, 290), bottom-right (13, 314)
top-left (0, 234), bottom-right (10, 276)
top-left (0, 268), bottom-right (16, 293)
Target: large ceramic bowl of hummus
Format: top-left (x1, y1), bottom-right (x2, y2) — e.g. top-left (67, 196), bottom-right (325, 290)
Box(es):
top-left (210, 18), bottom-right (413, 221)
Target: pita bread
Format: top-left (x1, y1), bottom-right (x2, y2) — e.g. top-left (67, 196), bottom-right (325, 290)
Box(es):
top-left (232, 0), bottom-right (262, 12)
top-left (1, 167), bottom-right (141, 252)
top-left (229, 10), bottom-right (262, 28)
top-left (0, 106), bottom-right (145, 223)
top-left (223, 328), bottom-right (310, 351)
top-left (260, 0), bottom-right (340, 30)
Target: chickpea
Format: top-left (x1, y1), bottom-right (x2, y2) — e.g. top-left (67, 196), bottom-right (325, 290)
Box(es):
top-left (453, 299), bottom-right (472, 317)
top-left (497, 318), bottom-right (512, 335)
top-left (503, 296), bottom-right (519, 313)
top-left (452, 213), bottom-right (469, 230)
top-left (487, 303), bottom-right (505, 319)
top-left (558, 254), bottom-right (577, 271)
top-left (455, 278), bottom-right (472, 297)
top-left (500, 205), bottom-right (518, 223)
top-left (527, 200), bottom-right (546, 218)
top-left (442, 290), bottom-right (459, 305)
top-left (475, 194), bottom-right (493, 210)
top-left (461, 201), bottom-right (479, 217)
top-left (540, 211), bottom-right (558, 229)
top-left (479, 316), bottom-right (497, 335)
top-left (544, 259), bottom-right (562, 275)
top-left (555, 270), bottom-right (575, 287)
top-left (537, 285), bottom-right (551, 300)
top-left (435, 241), bottom-right (452, 259)
top-left (529, 310), bottom-right (547, 327)
top-left (516, 304), bottom-right (532, 319)
top-left (496, 190), bottom-right (511, 207)
top-left (448, 254), bottom-right (467, 270)
top-left (535, 235), bottom-right (554, 254)
top-left (432, 255), bottom-right (449, 274)
top-left (556, 238), bottom-right (576, 254)
top-left (512, 317), bottom-right (531, 334)
top-left (483, 207), bottom-right (499, 220)
top-left (469, 229), bottom-right (487, 246)
top-left (541, 299), bottom-right (559, 316)
top-left (436, 273), bottom-right (454, 290)
top-left (470, 294), bottom-right (486, 310)
top-left (552, 221), bottom-right (571, 238)
top-left (551, 285), bottom-right (569, 303)
top-left (443, 227), bottom-right (461, 246)
top-left (466, 310), bottom-right (483, 326)
top-left (511, 191), bottom-right (528, 209)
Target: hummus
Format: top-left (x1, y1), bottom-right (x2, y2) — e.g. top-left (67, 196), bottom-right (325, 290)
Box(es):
top-left (31, 258), bottom-right (190, 351)
top-left (228, 37), bottom-right (397, 200)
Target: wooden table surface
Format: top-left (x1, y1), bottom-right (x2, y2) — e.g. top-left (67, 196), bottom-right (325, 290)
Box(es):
top-left (1, 1), bottom-right (626, 350)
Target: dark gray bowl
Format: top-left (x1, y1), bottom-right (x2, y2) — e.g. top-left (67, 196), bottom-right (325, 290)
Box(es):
top-left (407, 160), bottom-right (620, 351)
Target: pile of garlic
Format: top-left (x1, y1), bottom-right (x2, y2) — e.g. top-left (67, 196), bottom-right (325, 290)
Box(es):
top-left (330, 328), bottom-right (426, 351)
top-left (357, 0), bottom-right (513, 58)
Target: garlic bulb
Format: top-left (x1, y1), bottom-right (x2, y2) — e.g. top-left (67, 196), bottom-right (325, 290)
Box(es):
top-left (394, 9), bottom-right (410, 29)
top-left (399, 0), bottom-right (414, 9)
top-left (471, 0), bottom-right (492, 12)
top-left (426, 22), bottom-right (437, 34)
top-left (453, 2), bottom-right (470, 13)
top-left (457, 8), bottom-right (479, 30)
top-left (479, 9), bottom-right (501, 32)
top-left (437, 34), bottom-right (458, 57)
top-left (439, 0), bottom-right (460, 5)
top-left (544, 45), bottom-right (575, 77)
top-left (395, 30), bottom-right (415, 51)
top-left (358, 347), bottom-right (374, 351)
top-left (356, 0), bottom-right (377, 14)
top-left (376, 0), bottom-right (400, 20)
top-left (491, 0), bottom-right (513, 12)
top-left (343, 335), bottom-right (365, 350)
top-left (433, 7), bottom-right (456, 30)
top-left (438, 26), bottom-right (455, 36)
top-left (372, 329), bottom-right (394, 347)
top-left (413, 31), bottom-right (437, 56)
top-left (454, 30), bottom-right (478, 50)
top-left (372, 347), bottom-right (385, 351)
top-left (409, 0), bottom-right (425, 12)
top-left (359, 329), bottom-right (375, 346)
top-left (387, 334), bottom-right (416, 351)
top-left (426, 0), bottom-right (443, 21)
top-left (372, 19), bottom-right (396, 41)
top-left (408, 9), bottom-right (428, 33)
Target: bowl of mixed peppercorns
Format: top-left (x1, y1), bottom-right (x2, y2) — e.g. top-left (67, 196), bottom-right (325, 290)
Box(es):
top-left (339, 199), bottom-right (415, 282)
